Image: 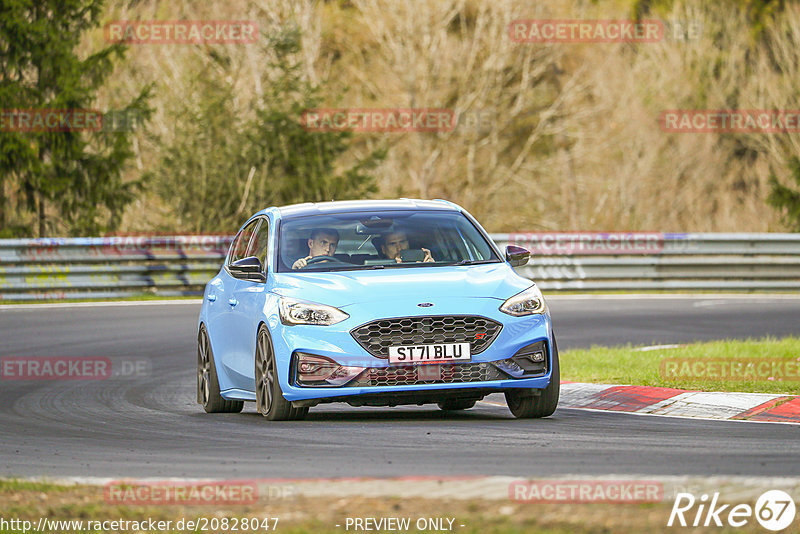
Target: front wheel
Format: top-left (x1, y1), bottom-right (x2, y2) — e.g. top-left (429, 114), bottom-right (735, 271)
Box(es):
top-left (255, 325), bottom-right (308, 421)
top-left (505, 336), bottom-right (560, 419)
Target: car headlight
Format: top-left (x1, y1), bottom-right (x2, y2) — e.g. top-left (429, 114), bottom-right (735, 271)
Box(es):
top-left (279, 297), bottom-right (349, 326)
top-left (499, 285), bottom-right (547, 316)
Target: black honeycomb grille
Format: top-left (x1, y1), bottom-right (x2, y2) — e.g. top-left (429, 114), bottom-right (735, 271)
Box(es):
top-left (349, 362), bottom-right (502, 387)
top-left (350, 315), bottom-right (502, 359)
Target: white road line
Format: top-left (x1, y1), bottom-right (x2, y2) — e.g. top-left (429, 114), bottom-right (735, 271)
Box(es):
top-left (547, 294), bottom-right (800, 300)
top-left (643, 391), bottom-right (784, 419)
top-left (486, 382), bottom-right (799, 425)
top-left (0, 299), bottom-right (202, 310)
top-left (2, 293), bottom-right (799, 310)
top-left (567, 405), bottom-right (800, 425)
top-left (633, 344), bottom-right (681, 352)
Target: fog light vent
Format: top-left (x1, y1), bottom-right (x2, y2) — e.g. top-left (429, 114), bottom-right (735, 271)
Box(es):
top-left (492, 341), bottom-right (548, 378)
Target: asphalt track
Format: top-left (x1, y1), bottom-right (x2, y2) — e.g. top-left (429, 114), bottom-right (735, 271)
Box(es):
top-left (1, 296), bottom-right (799, 479)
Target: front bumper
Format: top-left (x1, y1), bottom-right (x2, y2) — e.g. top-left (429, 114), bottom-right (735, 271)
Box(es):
top-left (270, 296), bottom-right (555, 403)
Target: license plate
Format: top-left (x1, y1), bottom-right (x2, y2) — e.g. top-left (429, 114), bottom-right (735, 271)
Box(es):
top-left (388, 342), bottom-right (471, 365)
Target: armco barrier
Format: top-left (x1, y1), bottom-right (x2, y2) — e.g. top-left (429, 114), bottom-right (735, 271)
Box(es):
top-left (0, 233), bottom-right (799, 300)
top-left (0, 236), bottom-right (231, 301)
top-left (500, 232), bottom-right (800, 291)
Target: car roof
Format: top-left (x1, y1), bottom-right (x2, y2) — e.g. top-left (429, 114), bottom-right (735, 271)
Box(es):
top-left (275, 199), bottom-right (461, 219)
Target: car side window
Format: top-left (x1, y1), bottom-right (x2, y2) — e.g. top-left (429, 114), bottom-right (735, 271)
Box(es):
top-left (247, 219), bottom-right (269, 271)
top-left (228, 219), bottom-right (259, 265)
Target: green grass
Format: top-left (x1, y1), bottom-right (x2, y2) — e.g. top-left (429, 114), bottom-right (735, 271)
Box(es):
top-left (0, 479), bottom-right (727, 534)
top-left (0, 479), bottom-right (72, 493)
top-left (561, 336), bottom-right (800, 394)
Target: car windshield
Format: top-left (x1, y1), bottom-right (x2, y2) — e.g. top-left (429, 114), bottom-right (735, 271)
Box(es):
top-left (276, 210), bottom-right (500, 272)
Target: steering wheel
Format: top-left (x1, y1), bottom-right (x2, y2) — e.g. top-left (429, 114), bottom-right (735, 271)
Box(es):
top-left (302, 255), bottom-right (347, 267)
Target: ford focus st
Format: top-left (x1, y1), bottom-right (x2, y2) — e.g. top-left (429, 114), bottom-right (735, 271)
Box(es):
top-left (197, 199), bottom-right (559, 420)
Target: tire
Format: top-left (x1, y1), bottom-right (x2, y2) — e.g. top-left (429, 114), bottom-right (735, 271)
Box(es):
top-left (255, 324), bottom-right (308, 421)
top-left (437, 399), bottom-right (477, 411)
top-left (505, 335), bottom-right (560, 419)
top-left (197, 325), bottom-right (244, 414)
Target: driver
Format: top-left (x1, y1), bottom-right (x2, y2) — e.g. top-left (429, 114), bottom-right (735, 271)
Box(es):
top-left (292, 228), bottom-right (340, 269)
top-left (377, 230), bottom-right (434, 263)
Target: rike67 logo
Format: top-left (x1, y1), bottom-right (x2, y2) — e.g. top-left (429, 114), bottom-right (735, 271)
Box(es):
top-left (668, 490), bottom-right (796, 531)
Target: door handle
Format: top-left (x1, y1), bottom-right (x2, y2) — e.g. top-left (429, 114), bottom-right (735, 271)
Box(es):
top-left (206, 293), bottom-right (216, 302)
top-left (228, 297), bottom-right (238, 307)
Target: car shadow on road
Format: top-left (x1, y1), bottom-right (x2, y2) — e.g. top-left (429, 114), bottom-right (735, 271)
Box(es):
top-left (233, 405), bottom-right (519, 423)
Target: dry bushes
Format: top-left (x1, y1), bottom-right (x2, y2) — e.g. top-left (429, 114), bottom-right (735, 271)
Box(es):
top-left (93, 0), bottom-right (800, 232)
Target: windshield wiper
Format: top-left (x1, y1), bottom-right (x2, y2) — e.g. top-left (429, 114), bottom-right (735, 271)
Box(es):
top-left (381, 262), bottom-right (430, 268)
top-left (442, 259), bottom-right (499, 266)
top-left (315, 264), bottom-right (386, 271)
top-left (298, 260), bottom-right (499, 272)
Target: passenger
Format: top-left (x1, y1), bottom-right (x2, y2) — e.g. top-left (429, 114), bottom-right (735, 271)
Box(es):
top-left (292, 228), bottom-right (340, 269)
top-left (374, 230), bottom-right (434, 263)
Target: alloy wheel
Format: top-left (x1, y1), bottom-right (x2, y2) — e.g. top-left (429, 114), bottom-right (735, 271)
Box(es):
top-left (255, 329), bottom-right (275, 415)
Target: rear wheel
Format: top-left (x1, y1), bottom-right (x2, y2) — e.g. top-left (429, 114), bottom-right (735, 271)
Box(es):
top-left (437, 399), bottom-right (477, 411)
top-left (505, 335), bottom-right (560, 419)
top-left (197, 325), bottom-right (244, 413)
top-left (255, 325), bottom-right (308, 421)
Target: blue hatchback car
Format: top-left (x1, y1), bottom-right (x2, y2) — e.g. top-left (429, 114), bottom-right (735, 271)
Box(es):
top-left (197, 199), bottom-right (559, 420)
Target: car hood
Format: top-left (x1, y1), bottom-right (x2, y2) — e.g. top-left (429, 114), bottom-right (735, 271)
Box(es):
top-left (270, 263), bottom-right (533, 308)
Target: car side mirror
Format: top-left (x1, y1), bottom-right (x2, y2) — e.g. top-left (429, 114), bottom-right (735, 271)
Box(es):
top-left (229, 256), bottom-right (266, 281)
top-left (505, 245), bottom-right (530, 267)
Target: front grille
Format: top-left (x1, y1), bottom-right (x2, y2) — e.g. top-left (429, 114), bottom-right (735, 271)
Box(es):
top-left (349, 362), bottom-right (503, 387)
top-left (350, 315), bottom-right (502, 359)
